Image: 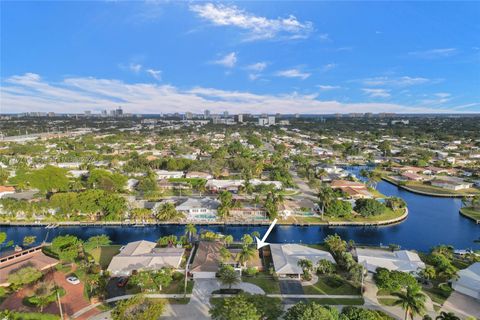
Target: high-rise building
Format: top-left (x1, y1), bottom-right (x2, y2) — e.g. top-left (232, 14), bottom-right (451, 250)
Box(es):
top-left (84, 111), bottom-right (91, 116)
top-left (237, 114), bottom-right (243, 123)
top-left (204, 109), bottom-right (211, 119)
top-left (185, 112), bottom-right (193, 119)
top-left (116, 107), bottom-right (123, 116)
top-left (223, 111), bottom-right (229, 118)
top-left (101, 110), bottom-right (107, 117)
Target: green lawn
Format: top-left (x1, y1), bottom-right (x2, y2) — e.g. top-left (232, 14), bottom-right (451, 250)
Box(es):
top-left (297, 208), bottom-right (405, 224)
top-left (423, 284), bottom-right (452, 305)
top-left (460, 207), bottom-right (480, 221)
top-left (402, 181), bottom-right (480, 196)
top-left (241, 274), bottom-right (281, 294)
top-left (162, 279), bottom-right (194, 294)
top-left (302, 275), bottom-right (361, 295)
top-left (378, 297), bottom-right (397, 306)
top-left (87, 245), bottom-right (121, 269)
top-left (305, 297), bottom-right (364, 305)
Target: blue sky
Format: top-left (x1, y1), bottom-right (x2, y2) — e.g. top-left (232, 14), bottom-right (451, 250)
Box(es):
top-left (1, 1), bottom-right (479, 114)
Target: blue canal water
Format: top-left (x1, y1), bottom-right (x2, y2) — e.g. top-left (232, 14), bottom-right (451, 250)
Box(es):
top-left (1, 170), bottom-right (479, 252)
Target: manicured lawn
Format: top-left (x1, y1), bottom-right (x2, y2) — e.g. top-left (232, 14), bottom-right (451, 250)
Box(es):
top-left (87, 245), bottom-right (121, 269)
top-left (302, 275), bottom-right (361, 295)
top-left (305, 297), bottom-right (364, 305)
top-left (423, 285), bottom-right (452, 305)
top-left (162, 279), bottom-right (194, 294)
top-left (378, 297), bottom-right (397, 306)
top-left (295, 208), bottom-right (405, 224)
top-left (403, 182), bottom-right (480, 196)
top-left (241, 274), bottom-right (281, 294)
top-left (460, 207), bottom-right (480, 221)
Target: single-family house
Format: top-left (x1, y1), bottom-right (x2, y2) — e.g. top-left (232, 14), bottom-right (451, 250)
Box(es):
top-left (268, 244), bottom-right (335, 279)
top-left (356, 248), bottom-right (425, 273)
top-left (430, 177), bottom-right (473, 191)
top-left (331, 180), bottom-right (373, 199)
top-left (107, 240), bottom-right (185, 276)
top-left (185, 171), bottom-right (213, 180)
top-left (155, 170), bottom-right (184, 180)
top-left (175, 197), bottom-right (219, 220)
top-left (206, 179), bottom-right (243, 193)
top-left (452, 262), bottom-right (480, 300)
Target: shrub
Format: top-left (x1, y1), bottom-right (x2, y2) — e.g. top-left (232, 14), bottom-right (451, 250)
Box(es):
top-left (354, 199), bottom-right (387, 217)
top-left (245, 267), bottom-right (259, 277)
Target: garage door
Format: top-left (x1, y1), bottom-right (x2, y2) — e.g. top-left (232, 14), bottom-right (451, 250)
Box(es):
top-left (193, 272), bottom-right (217, 279)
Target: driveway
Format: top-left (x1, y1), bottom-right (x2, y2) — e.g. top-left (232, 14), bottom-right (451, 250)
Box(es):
top-left (106, 277), bottom-right (126, 299)
top-left (279, 279), bottom-right (306, 304)
top-left (442, 292), bottom-right (480, 319)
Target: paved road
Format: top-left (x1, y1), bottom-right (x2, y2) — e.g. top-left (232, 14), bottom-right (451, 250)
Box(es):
top-left (442, 292), bottom-right (480, 319)
top-left (290, 170), bottom-right (317, 201)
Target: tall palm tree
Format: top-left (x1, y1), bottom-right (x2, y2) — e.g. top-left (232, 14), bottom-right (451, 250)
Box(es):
top-left (297, 259), bottom-right (314, 280)
top-left (218, 265), bottom-right (240, 289)
top-left (236, 246), bottom-right (256, 268)
top-left (435, 311), bottom-right (460, 320)
top-left (185, 223), bottom-right (197, 243)
top-left (223, 235), bottom-right (234, 247)
top-left (317, 186), bottom-right (334, 220)
top-left (392, 285), bottom-right (427, 320)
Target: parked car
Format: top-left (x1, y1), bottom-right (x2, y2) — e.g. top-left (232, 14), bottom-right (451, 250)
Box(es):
top-left (66, 276), bottom-right (80, 285)
top-left (116, 277), bottom-right (128, 287)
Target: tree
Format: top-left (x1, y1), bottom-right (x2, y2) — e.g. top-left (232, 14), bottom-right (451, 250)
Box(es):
top-left (317, 259), bottom-right (336, 275)
top-left (386, 197), bottom-right (407, 210)
top-left (241, 234), bottom-right (254, 248)
top-left (297, 259), bottom-right (314, 280)
top-left (325, 199), bottom-right (352, 217)
top-left (84, 235), bottom-right (111, 251)
top-left (218, 191), bottom-right (233, 220)
top-left (224, 235), bottom-right (234, 247)
top-left (218, 265), bottom-right (240, 289)
top-left (419, 266), bottom-right (436, 282)
top-left (220, 247), bottom-right (232, 263)
top-left (27, 283), bottom-right (56, 312)
top-left (374, 268), bottom-right (419, 292)
top-left (87, 169), bottom-right (126, 192)
top-left (185, 223), bottom-right (197, 243)
top-left (237, 246), bottom-right (256, 268)
top-left (210, 294), bottom-right (260, 320)
top-left (284, 302), bottom-right (337, 320)
top-left (51, 235), bottom-right (82, 262)
top-left (435, 311), bottom-right (460, 320)
top-left (130, 208), bottom-right (151, 222)
top-left (392, 285), bottom-right (427, 320)
top-left (317, 186), bottom-right (335, 220)
top-left (111, 294), bottom-right (165, 320)
top-left (29, 165), bottom-right (70, 193)
top-left (7, 266), bottom-right (42, 289)
top-left (22, 235), bottom-right (36, 247)
top-left (0, 232), bottom-right (7, 246)
top-left (348, 264), bottom-right (365, 287)
top-left (155, 202), bottom-right (183, 221)
top-left (340, 306), bottom-right (388, 320)
top-left (354, 199), bottom-right (387, 217)
top-left (324, 234), bottom-right (347, 257)
top-left (129, 269), bottom-right (173, 292)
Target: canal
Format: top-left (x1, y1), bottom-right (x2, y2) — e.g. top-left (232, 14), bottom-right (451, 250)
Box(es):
top-left (1, 171), bottom-right (479, 252)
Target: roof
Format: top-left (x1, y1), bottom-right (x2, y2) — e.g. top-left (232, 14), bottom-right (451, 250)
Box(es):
top-left (107, 240), bottom-right (185, 276)
top-left (454, 262), bottom-right (480, 293)
top-left (176, 197), bottom-right (219, 211)
top-left (0, 246), bottom-right (59, 285)
top-left (190, 241), bottom-right (223, 272)
top-left (331, 180), bottom-right (366, 189)
top-left (356, 248), bottom-right (425, 273)
top-left (0, 186), bottom-right (15, 193)
top-left (269, 244), bottom-right (335, 275)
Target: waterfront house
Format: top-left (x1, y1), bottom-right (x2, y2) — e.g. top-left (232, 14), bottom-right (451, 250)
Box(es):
top-left (331, 180), bottom-right (373, 199)
top-left (430, 177), bottom-right (473, 191)
top-left (0, 246), bottom-right (59, 287)
top-left (175, 197), bottom-right (219, 220)
top-left (268, 244), bottom-right (335, 279)
top-left (401, 172), bottom-right (425, 181)
top-left (356, 248), bottom-right (425, 273)
top-left (155, 170), bottom-right (184, 180)
top-left (189, 241), bottom-right (262, 279)
top-left (205, 179), bottom-right (243, 193)
top-left (452, 262), bottom-right (480, 300)
top-left (107, 240), bottom-right (185, 276)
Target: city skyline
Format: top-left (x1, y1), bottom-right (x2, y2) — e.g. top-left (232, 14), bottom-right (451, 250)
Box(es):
top-left (1, 1), bottom-right (479, 114)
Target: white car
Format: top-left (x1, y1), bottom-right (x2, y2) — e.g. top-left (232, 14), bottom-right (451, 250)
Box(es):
top-left (66, 276), bottom-right (80, 285)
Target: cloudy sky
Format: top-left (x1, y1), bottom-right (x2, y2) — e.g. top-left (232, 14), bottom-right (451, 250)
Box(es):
top-left (1, 1), bottom-right (479, 114)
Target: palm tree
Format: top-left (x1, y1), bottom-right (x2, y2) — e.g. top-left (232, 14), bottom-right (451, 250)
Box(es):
top-left (317, 186), bottom-right (334, 220)
top-left (185, 223), bottom-right (197, 243)
top-left (392, 285), bottom-right (427, 320)
top-left (435, 311), bottom-right (460, 320)
top-left (297, 259), bottom-right (314, 280)
top-left (218, 265), bottom-right (240, 289)
top-left (223, 235), bottom-right (234, 247)
top-left (236, 246), bottom-right (256, 268)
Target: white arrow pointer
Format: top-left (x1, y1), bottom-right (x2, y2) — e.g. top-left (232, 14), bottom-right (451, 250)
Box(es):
top-left (255, 218), bottom-right (278, 249)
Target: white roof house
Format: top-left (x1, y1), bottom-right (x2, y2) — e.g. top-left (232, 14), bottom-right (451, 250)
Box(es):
top-left (452, 262), bottom-right (480, 299)
top-left (107, 240), bottom-right (185, 276)
top-left (356, 248), bottom-right (425, 273)
top-left (176, 197), bottom-right (220, 221)
top-left (269, 244), bottom-right (335, 278)
top-left (155, 170), bottom-right (184, 180)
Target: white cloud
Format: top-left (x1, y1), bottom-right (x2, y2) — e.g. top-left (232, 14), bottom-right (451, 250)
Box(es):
top-left (408, 48), bottom-right (457, 59)
top-left (322, 63), bottom-right (337, 72)
top-left (276, 69), bottom-right (311, 80)
top-left (1, 73), bottom-right (472, 114)
top-left (190, 3), bottom-right (313, 41)
top-left (212, 52), bottom-right (237, 68)
top-left (247, 62), bottom-right (267, 72)
top-left (362, 88), bottom-right (391, 98)
top-left (129, 63), bottom-right (142, 73)
top-left (359, 76), bottom-right (431, 87)
top-left (317, 85), bottom-right (341, 91)
top-left (146, 69), bottom-right (162, 81)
